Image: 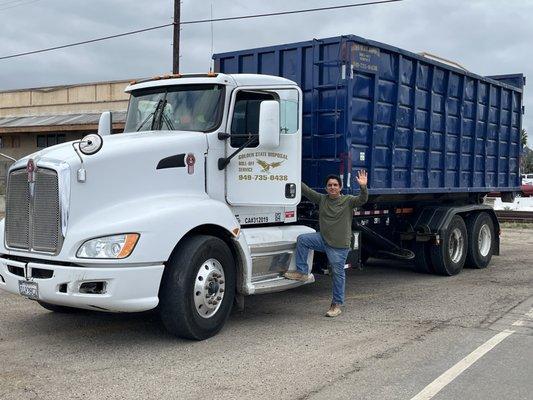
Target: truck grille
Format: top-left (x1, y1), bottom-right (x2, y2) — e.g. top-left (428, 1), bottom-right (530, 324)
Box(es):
top-left (5, 167), bottom-right (62, 254)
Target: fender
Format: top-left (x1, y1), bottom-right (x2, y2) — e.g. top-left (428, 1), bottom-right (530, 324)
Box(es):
top-left (412, 204), bottom-right (500, 255)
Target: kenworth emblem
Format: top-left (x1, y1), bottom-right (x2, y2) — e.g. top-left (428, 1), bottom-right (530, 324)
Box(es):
top-left (27, 159), bottom-right (36, 183)
top-left (27, 158), bottom-right (36, 197)
top-left (186, 153), bottom-right (196, 175)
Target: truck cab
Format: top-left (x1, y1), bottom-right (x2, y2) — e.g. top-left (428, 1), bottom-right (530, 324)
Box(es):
top-left (0, 73), bottom-right (315, 340)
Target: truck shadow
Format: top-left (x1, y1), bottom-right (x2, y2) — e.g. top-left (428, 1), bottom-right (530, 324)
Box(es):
top-left (8, 259), bottom-right (427, 345)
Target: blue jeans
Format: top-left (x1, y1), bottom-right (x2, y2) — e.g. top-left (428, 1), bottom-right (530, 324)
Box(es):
top-left (295, 232), bottom-right (350, 305)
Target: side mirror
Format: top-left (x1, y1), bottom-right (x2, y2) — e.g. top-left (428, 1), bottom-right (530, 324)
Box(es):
top-left (97, 111), bottom-right (113, 136)
top-left (258, 101), bottom-right (280, 148)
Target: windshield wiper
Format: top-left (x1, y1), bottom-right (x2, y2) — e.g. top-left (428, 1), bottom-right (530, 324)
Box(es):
top-left (135, 98), bottom-right (165, 132)
top-left (161, 112), bottom-right (175, 130)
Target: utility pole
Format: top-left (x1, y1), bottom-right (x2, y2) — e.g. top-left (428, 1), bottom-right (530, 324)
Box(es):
top-left (173, 0), bottom-right (180, 74)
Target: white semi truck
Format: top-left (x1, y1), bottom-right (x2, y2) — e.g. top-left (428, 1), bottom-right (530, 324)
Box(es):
top-left (0, 73), bottom-right (316, 339)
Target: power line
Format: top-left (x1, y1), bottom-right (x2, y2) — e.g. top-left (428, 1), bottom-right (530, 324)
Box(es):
top-left (181, 0), bottom-right (402, 25)
top-left (0, 0), bottom-right (403, 61)
top-left (0, 23), bottom-right (174, 60)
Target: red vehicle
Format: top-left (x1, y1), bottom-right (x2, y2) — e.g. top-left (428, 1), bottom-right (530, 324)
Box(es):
top-left (519, 183), bottom-right (533, 197)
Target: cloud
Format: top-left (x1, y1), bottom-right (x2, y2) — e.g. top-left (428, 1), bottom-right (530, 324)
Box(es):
top-left (0, 0), bottom-right (531, 144)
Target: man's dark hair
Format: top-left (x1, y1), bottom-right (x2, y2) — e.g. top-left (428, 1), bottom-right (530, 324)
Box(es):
top-left (325, 174), bottom-right (342, 188)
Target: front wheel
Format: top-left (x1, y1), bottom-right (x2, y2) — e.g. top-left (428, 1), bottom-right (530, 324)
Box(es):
top-left (430, 215), bottom-right (468, 276)
top-left (159, 235), bottom-right (235, 340)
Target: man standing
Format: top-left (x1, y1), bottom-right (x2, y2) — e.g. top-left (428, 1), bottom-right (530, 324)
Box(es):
top-left (284, 170), bottom-right (368, 317)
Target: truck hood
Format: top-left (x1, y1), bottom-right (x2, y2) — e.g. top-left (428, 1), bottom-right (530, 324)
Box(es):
top-left (8, 130), bottom-right (209, 239)
top-left (12, 130), bottom-right (207, 167)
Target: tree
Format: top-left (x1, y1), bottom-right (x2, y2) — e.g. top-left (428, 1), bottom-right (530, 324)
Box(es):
top-left (523, 148), bottom-right (533, 174)
top-left (521, 129), bottom-right (528, 148)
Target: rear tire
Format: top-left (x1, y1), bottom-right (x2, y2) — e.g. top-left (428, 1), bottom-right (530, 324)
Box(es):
top-left (38, 301), bottom-right (81, 313)
top-left (159, 235), bottom-right (235, 340)
top-left (430, 215), bottom-right (468, 276)
top-left (465, 212), bottom-right (495, 269)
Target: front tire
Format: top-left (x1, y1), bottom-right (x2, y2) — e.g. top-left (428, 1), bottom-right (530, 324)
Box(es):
top-left (430, 215), bottom-right (468, 276)
top-left (159, 235), bottom-right (235, 340)
top-left (465, 212), bottom-right (495, 269)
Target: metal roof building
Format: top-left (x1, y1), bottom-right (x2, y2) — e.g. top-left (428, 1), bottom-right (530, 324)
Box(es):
top-left (0, 79), bottom-right (131, 179)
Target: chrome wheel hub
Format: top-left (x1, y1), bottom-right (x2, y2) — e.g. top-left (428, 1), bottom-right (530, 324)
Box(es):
top-left (478, 224), bottom-right (492, 257)
top-left (193, 258), bottom-right (226, 319)
top-left (448, 228), bottom-right (464, 264)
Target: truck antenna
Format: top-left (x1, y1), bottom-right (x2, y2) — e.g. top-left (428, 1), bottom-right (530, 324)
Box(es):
top-left (209, 2), bottom-right (214, 73)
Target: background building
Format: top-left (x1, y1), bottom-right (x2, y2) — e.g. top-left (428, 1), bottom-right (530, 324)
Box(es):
top-left (0, 79), bottom-right (131, 184)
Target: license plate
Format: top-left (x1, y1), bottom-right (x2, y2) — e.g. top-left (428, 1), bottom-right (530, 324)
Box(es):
top-left (19, 280), bottom-right (39, 300)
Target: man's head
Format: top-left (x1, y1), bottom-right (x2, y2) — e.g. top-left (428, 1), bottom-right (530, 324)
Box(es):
top-left (325, 174), bottom-right (342, 198)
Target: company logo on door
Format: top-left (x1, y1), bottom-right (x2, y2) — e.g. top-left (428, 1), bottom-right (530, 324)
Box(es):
top-left (256, 159), bottom-right (284, 173)
top-left (237, 152), bottom-right (289, 182)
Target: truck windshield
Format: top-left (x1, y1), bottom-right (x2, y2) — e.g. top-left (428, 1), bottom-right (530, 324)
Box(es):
top-left (124, 84), bottom-right (224, 133)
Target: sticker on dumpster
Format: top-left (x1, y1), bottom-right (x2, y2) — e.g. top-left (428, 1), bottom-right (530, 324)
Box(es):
top-left (351, 43), bottom-right (380, 73)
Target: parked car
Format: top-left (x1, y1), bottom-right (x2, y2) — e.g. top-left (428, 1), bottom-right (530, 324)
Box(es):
top-left (522, 173), bottom-right (533, 185)
top-left (518, 182), bottom-right (533, 197)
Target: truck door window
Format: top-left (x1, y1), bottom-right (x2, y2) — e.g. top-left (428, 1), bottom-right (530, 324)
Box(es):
top-left (278, 89), bottom-right (299, 134)
top-left (230, 91), bottom-right (276, 148)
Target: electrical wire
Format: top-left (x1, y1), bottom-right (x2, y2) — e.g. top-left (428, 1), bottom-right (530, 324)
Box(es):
top-left (0, 0), bottom-right (403, 61)
top-left (181, 0), bottom-right (402, 25)
top-left (0, 23), bottom-right (174, 60)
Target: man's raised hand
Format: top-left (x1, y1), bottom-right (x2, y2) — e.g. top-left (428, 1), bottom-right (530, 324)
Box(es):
top-left (356, 170), bottom-right (368, 186)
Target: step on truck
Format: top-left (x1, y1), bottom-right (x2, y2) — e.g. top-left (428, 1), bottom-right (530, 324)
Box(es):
top-left (0, 35), bottom-right (524, 340)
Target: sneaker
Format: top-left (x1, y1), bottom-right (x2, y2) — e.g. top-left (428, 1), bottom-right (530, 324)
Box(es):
top-left (283, 271), bottom-right (309, 282)
top-left (325, 304), bottom-right (342, 317)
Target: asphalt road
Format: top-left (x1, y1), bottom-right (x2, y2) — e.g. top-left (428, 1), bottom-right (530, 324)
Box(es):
top-left (0, 228), bottom-right (532, 400)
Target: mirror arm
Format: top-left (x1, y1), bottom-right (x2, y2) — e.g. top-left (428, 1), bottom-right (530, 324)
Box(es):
top-left (218, 135), bottom-right (258, 170)
top-left (218, 132), bottom-right (230, 140)
top-left (0, 152), bottom-right (16, 162)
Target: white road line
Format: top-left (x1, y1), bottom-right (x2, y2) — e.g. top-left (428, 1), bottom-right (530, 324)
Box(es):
top-left (410, 329), bottom-right (515, 400)
top-left (513, 307), bottom-right (533, 326)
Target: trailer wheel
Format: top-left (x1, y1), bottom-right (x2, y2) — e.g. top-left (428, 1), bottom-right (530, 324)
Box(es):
top-left (430, 215), bottom-right (468, 276)
top-left (159, 235), bottom-right (235, 340)
top-left (413, 242), bottom-right (435, 274)
top-left (38, 301), bottom-right (81, 313)
top-left (465, 212), bottom-right (495, 269)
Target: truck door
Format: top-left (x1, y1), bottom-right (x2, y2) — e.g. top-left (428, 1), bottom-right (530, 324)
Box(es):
top-left (225, 87), bottom-right (301, 206)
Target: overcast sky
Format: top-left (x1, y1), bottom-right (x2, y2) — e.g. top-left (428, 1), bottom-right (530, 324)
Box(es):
top-left (0, 0), bottom-right (531, 145)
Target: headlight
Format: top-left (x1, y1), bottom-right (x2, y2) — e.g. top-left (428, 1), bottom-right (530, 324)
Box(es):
top-left (76, 234), bottom-right (140, 259)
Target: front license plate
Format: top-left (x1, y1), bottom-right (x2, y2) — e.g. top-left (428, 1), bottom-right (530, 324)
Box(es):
top-left (19, 280), bottom-right (39, 300)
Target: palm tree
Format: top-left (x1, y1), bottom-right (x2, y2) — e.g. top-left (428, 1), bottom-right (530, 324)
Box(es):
top-left (521, 129), bottom-right (528, 148)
